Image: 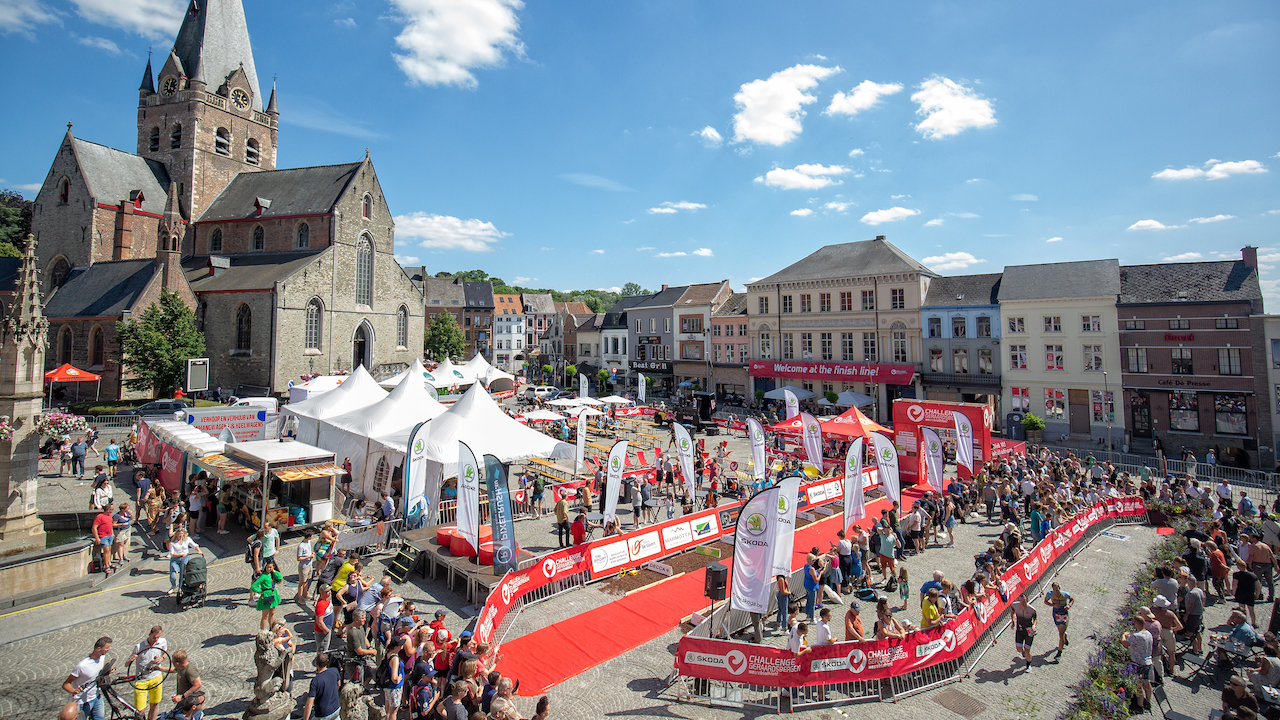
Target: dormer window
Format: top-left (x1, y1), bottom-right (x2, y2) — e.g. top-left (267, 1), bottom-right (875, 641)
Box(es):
top-left (130, 190), bottom-right (145, 210)
top-left (215, 128), bottom-right (231, 156)
top-left (253, 197), bottom-right (271, 216)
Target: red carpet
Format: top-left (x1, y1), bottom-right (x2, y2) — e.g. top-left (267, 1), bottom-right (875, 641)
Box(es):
top-left (501, 492), bottom-right (898, 696)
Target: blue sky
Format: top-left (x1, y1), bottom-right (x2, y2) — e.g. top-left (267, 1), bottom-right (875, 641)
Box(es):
top-left (2, 0), bottom-right (1278, 302)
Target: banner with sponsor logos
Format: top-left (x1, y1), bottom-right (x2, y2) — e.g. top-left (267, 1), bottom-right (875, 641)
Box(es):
top-left (403, 421), bottom-right (430, 524)
top-left (673, 423), bottom-right (697, 499)
top-left (843, 437), bottom-right (865, 532)
top-left (870, 432), bottom-right (900, 504)
top-left (783, 389), bottom-right (800, 420)
top-left (158, 440), bottom-right (185, 493)
top-left (575, 410), bottom-right (586, 474)
top-left (638, 373), bottom-right (646, 403)
top-left (603, 440), bottom-right (629, 526)
top-left (771, 476), bottom-right (801, 578)
top-left (674, 496), bottom-right (1147, 686)
top-left (921, 426), bottom-right (945, 495)
top-left (749, 360), bottom-right (916, 385)
top-left (615, 406), bottom-right (658, 418)
top-left (893, 399), bottom-right (990, 485)
top-left (579, 373), bottom-right (589, 399)
top-left (747, 417), bottom-right (767, 482)
top-left (137, 420), bottom-right (159, 465)
top-left (484, 454), bottom-right (519, 575)
top-left (799, 412), bottom-right (823, 469)
top-left (731, 485), bottom-right (787, 614)
top-left (952, 410), bottom-right (974, 472)
top-left (457, 441), bottom-right (482, 555)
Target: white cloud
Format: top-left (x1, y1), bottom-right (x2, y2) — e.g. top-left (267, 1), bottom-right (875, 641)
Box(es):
top-left (748, 277), bottom-right (762, 283)
top-left (825, 80), bottom-right (903, 117)
top-left (1188, 214), bottom-right (1236, 224)
top-left (74, 34), bottom-right (121, 54)
top-left (790, 208), bottom-right (814, 217)
top-left (924, 218), bottom-right (945, 227)
top-left (1267, 210), bottom-right (1280, 215)
top-left (891, 194), bottom-right (907, 199)
top-left (590, 249), bottom-right (605, 254)
top-left (755, 163), bottom-right (849, 190)
top-left (732, 64), bottom-right (842, 146)
top-left (14, 182), bottom-right (42, 193)
top-left (1263, 279), bottom-right (1280, 311)
top-left (558, 173), bottom-right (634, 192)
top-left (513, 276), bottom-right (535, 284)
top-left (635, 246), bottom-right (655, 251)
top-left (848, 148), bottom-right (865, 157)
top-left (1010, 193), bottom-right (1038, 201)
top-left (390, 0), bottom-right (524, 87)
top-left (281, 96), bottom-right (384, 139)
top-left (68, 0), bottom-right (184, 40)
top-left (648, 201), bottom-right (706, 214)
top-left (0, 0), bottom-right (58, 35)
top-left (1153, 159), bottom-right (1268, 181)
top-left (1045, 237), bottom-right (1063, 243)
top-left (860, 207), bottom-right (920, 225)
top-left (695, 126), bottom-right (723, 147)
top-left (1259, 253), bottom-right (1280, 263)
top-left (335, 17), bottom-right (357, 28)
top-left (921, 251), bottom-right (987, 271)
top-left (595, 286), bottom-right (622, 293)
top-left (911, 76), bottom-right (997, 139)
top-left (1160, 252), bottom-right (1204, 262)
top-left (394, 254), bottom-right (420, 265)
top-left (1127, 219), bottom-right (1185, 231)
top-left (951, 212), bottom-right (979, 218)
top-left (692, 248), bottom-right (714, 257)
top-left (965, 178), bottom-right (982, 183)
top-left (823, 201), bottom-right (854, 212)
top-left (656, 251), bottom-right (688, 258)
top-left (394, 212), bottom-right (510, 251)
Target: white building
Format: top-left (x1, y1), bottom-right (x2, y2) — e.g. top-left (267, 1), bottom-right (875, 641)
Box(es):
top-left (492, 293), bottom-right (525, 374)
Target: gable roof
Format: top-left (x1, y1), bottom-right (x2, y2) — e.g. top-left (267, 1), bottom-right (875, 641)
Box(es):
top-left (576, 313), bottom-right (605, 332)
top-left (601, 295), bottom-right (649, 328)
top-left (998, 259), bottom-right (1119, 302)
top-left (493, 293), bottom-right (523, 314)
top-left (631, 286), bottom-right (688, 309)
top-left (172, 0), bottom-right (263, 108)
top-left (712, 292), bottom-right (748, 317)
top-left (923, 273), bottom-right (1002, 307)
top-left (521, 293), bottom-right (554, 315)
top-left (1119, 261), bottom-right (1262, 307)
top-left (752, 237), bottom-right (933, 285)
top-left (71, 138), bottom-right (171, 215)
top-left (184, 251), bottom-right (318, 292)
top-left (555, 301), bottom-right (592, 315)
top-left (43, 260), bottom-right (157, 318)
top-left (677, 280), bottom-right (730, 306)
top-left (424, 276), bottom-right (465, 307)
top-left (463, 281), bottom-right (494, 308)
top-left (197, 163), bottom-right (361, 223)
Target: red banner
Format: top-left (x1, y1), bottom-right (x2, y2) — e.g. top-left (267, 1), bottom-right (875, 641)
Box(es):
top-left (137, 420), bottom-right (158, 465)
top-left (892, 399), bottom-right (993, 484)
top-left (158, 441), bottom-right (184, 493)
top-left (673, 497), bottom-right (1147, 686)
top-left (749, 360), bottom-right (916, 385)
top-left (990, 438), bottom-right (1027, 459)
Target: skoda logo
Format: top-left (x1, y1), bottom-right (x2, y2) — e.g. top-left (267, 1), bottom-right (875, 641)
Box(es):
top-left (777, 496), bottom-right (789, 513)
top-left (754, 432), bottom-right (762, 441)
top-left (413, 439), bottom-right (424, 453)
top-left (611, 457), bottom-right (620, 470)
top-left (681, 439), bottom-right (689, 450)
top-left (846, 649), bottom-right (867, 673)
top-left (960, 422), bottom-right (970, 433)
top-left (880, 448), bottom-right (893, 461)
top-left (744, 512), bottom-right (767, 536)
top-left (787, 396), bottom-right (797, 405)
top-left (807, 423), bottom-right (818, 435)
top-left (929, 441), bottom-right (939, 453)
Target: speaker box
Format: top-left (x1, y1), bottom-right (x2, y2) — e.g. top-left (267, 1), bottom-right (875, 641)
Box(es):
top-left (705, 561), bottom-right (727, 601)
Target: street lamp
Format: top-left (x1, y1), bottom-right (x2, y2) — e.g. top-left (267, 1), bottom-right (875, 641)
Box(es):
top-left (1103, 370), bottom-right (1111, 452)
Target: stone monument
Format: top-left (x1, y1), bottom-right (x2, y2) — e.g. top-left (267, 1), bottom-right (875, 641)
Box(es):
top-left (243, 630), bottom-right (295, 720)
top-left (0, 235), bottom-right (48, 555)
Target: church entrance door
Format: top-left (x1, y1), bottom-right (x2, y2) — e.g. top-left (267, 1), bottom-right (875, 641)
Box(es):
top-left (353, 323), bottom-right (370, 369)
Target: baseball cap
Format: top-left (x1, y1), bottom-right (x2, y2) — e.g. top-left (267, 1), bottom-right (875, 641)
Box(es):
top-left (397, 616), bottom-right (415, 627)
top-left (435, 609), bottom-right (448, 618)
top-left (460, 630), bottom-right (473, 640)
top-left (1153, 595), bottom-right (1171, 608)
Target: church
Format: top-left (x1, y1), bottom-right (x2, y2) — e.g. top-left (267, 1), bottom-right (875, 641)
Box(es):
top-left (28, 0), bottom-right (424, 399)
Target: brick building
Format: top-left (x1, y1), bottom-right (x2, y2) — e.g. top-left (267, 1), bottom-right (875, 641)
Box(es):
top-left (709, 292), bottom-right (751, 406)
top-left (462, 282), bottom-right (495, 359)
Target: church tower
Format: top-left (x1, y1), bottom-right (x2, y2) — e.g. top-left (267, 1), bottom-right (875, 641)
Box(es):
top-left (0, 236), bottom-right (49, 555)
top-left (136, 0), bottom-right (278, 225)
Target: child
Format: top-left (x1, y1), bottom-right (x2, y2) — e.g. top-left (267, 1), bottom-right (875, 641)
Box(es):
top-left (897, 567), bottom-right (909, 609)
top-left (663, 494), bottom-right (675, 521)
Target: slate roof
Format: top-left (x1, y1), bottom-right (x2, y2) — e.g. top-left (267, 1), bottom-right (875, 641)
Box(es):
top-left (712, 292), bottom-right (748, 317)
top-left (463, 281), bottom-right (495, 308)
top-left (1119, 261), bottom-right (1262, 306)
top-left (576, 313), bottom-right (605, 332)
top-left (677, 280), bottom-right (730, 306)
top-left (998, 259), bottom-right (1119, 302)
top-left (184, 252), bottom-right (317, 292)
top-left (923, 273), bottom-right (1003, 307)
top-left (43, 260), bottom-right (156, 318)
top-left (197, 163), bottom-right (361, 223)
top-left (601, 295), bottom-right (648, 328)
top-left (71, 138), bottom-right (171, 215)
top-left (424, 277), bottom-right (465, 308)
top-left (172, 0), bottom-right (263, 108)
top-left (521, 293), bottom-right (554, 315)
top-left (752, 237), bottom-right (933, 285)
top-left (631, 286), bottom-right (688, 309)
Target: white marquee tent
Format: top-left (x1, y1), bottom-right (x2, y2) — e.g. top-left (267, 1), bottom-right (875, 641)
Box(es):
top-left (288, 375), bottom-right (348, 403)
top-left (281, 366), bottom-right (386, 445)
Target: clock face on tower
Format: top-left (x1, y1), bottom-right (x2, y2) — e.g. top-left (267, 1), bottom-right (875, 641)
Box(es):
top-left (161, 76), bottom-right (178, 97)
top-left (231, 88), bottom-right (250, 110)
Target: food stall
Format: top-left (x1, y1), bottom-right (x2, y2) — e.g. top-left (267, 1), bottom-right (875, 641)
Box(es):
top-left (194, 439), bottom-right (341, 528)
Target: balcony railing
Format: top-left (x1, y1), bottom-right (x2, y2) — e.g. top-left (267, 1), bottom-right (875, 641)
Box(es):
top-left (922, 372), bottom-right (1000, 387)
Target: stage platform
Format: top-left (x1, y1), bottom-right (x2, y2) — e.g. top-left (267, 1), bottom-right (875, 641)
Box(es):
top-left (400, 526), bottom-right (539, 605)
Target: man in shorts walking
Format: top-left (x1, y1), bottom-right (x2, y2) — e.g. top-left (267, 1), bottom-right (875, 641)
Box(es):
top-left (1044, 581), bottom-right (1074, 660)
top-left (126, 625), bottom-right (168, 720)
top-left (1012, 593), bottom-right (1037, 669)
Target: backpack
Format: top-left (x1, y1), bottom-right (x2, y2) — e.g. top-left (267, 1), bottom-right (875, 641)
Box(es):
top-left (374, 656), bottom-right (393, 688)
top-left (245, 538), bottom-right (261, 565)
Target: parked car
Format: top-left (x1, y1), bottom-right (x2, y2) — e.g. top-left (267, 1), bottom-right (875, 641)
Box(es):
top-left (230, 397), bottom-right (278, 412)
top-left (115, 399), bottom-right (190, 417)
top-left (549, 390), bottom-right (577, 400)
top-left (520, 385), bottom-right (558, 400)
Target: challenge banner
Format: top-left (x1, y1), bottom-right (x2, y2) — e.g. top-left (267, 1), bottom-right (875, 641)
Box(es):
top-left (747, 417), bottom-right (767, 482)
top-left (484, 454), bottom-right (519, 574)
top-left (456, 441), bottom-right (482, 555)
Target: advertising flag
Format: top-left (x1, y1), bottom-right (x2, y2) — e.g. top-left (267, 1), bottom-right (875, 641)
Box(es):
top-left (457, 441), bottom-right (482, 554)
top-left (870, 432), bottom-right (900, 503)
top-left (483, 455), bottom-right (518, 574)
top-left (602, 440), bottom-right (630, 525)
top-left (783, 388), bottom-right (800, 419)
top-left (673, 422), bottom-right (697, 499)
top-left (922, 426), bottom-right (946, 494)
top-left (638, 373), bottom-right (646, 403)
top-left (800, 412), bottom-right (823, 469)
top-left (952, 410), bottom-right (973, 473)
top-left (579, 373), bottom-right (589, 398)
top-left (747, 417), bottom-right (767, 482)
top-left (575, 410), bottom-right (586, 474)
top-left (730, 485), bottom-right (784, 614)
top-left (771, 476), bottom-right (801, 578)
top-left (403, 420), bottom-right (430, 525)
top-left (843, 437), bottom-right (865, 532)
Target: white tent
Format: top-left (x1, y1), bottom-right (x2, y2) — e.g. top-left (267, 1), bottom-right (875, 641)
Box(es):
top-left (598, 395), bottom-right (631, 405)
top-left (461, 353), bottom-right (492, 381)
top-left (575, 397), bottom-right (604, 406)
top-left (432, 359), bottom-right (472, 388)
top-left (288, 375), bottom-right (347, 403)
top-left (281, 366), bottom-right (386, 445)
top-left (483, 367), bottom-right (516, 393)
top-left (836, 391), bottom-right (875, 407)
top-left (545, 398), bottom-right (581, 407)
top-left (316, 359), bottom-right (448, 498)
top-left (764, 385), bottom-right (816, 400)
top-left (378, 367), bottom-right (441, 391)
top-left (521, 409), bottom-right (566, 422)
top-left (149, 420), bottom-right (225, 457)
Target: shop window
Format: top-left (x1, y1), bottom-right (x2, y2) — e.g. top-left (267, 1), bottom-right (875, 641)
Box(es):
top-left (1168, 391), bottom-right (1199, 431)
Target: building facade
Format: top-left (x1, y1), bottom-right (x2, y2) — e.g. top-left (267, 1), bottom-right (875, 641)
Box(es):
top-left (921, 273), bottom-right (1003, 431)
top-left (492, 293), bottom-right (525, 373)
top-left (462, 282), bottom-right (494, 359)
top-left (627, 286), bottom-right (687, 397)
top-left (1117, 249), bottom-right (1268, 467)
top-left (710, 292), bottom-right (751, 406)
top-left (600, 296), bottom-right (644, 393)
top-left (671, 280), bottom-right (734, 392)
top-left (521, 292), bottom-right (554, 374)
top-left (998, 259), bottom-right (1123, 445)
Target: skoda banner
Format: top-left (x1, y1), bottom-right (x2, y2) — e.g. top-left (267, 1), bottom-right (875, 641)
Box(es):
top-left (870, 432), bottom-right (900, 503)
top-left (603, 440), bottom-right (630, 525)
top-left (575, 410), bottom-right (587, 474)
top-left (457, 441), bottom-right (483, 555)
top-left (800, 412), bottom-right (823, 469)
top-left (783, 388), bottom-right (800, 420)
top-left (638, 373), bottom-right (646, 403)
top-left (673, 422), bottom-right (697, 499)
top-left (579, 373), bottom-right (589, 398)
top-left (747, 417), bottom-right (767, 482)
top-left (843, 437), bottom-right (865, 533)
top-left (403, 420), bottom-right (431, 526)
top-left (484, 454), bottom-right (518, 574)
top-left (771, 476), bottom-right (801, 578)
top-left (730, 486), bottom-right (784, 614)
top-left (952, 410), bottom-right (973, 472)
top-left (922, 426), bottom-right (946, 495)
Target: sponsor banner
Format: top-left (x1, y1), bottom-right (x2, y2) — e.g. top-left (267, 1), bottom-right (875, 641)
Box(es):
top-left (661, 522), bottom-right (693, 549)
top-left (783, 389), bottom-right (800, 420)
top-left (893, 399), bottom-right (990, 484)
top-left (181, 407), bottom-right (267, 441)
top-left (637, 373), bottom-right (646, 403)
top-left (870, 432), bottom-right (900, 503)
top-left (404, 421), bottom-right (431, 523)
top-left (749, 360), bottom-right (916, 385)
top-left (921, 426), bottom-right (946, 495)
top-left (676, 497), bottom-right (1148, 686)
top-left (730, 487), bottom-right (784, 614)
top-left (484, 455), bottom-right (519, 574)
top-left (990, 437), bottom-right (1027, 459)
top-left (771, 477), bottom-right (801, 578)
top-left (673, 423), bottom-right (697, 499)
top-left (615, 407), bottom-right (658, 418)
top-left (158, 441), bottom-right (184, 493)
top-left (952, 410), bottom-right (974, 472)
top-left (603, 440), bottom-right (629, 525)
top-left (590, 540), bottom-right (630, 574)
top-left (747, 417), bottom-right (767, 482)
top-left (575, 411), bottom-right (586, 474)
top-left (137, 420), bottom-right (159, 465)
top-left (800, 412), bottom-right (823, 468)
top-left (844, 437), bottom-right (865, 532)
top-left (627, 531), bottom-right (662, 562)
top-left (714, 418), bottom-right (749, 433)
top-left (457, 442), bottom-right (482, 554)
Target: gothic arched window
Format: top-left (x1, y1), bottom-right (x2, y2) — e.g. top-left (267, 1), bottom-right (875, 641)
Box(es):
top-left (355, 235), bottom-right (373, 306)
top-left (58, 327), bottom-right (72, 365)
top-left (235, 304), bottom-right (252, 352)
top-left (296, 222), bottom-right (309, 249)
top-left (396, 305), bottom-right (408, 348)
top-left (215, 128), bottom-right (231, 156)
top-left (50, 257), bottom-right (71, 287)
top-left (305, 299), bottom-right (322, 350)
top-left (209, 228), bottom-right (222, 253)
top-left (58, 178), bottom-right (69, 204)
top-left (362, 194), bottom-right (372, 219)
top-left (246, 138), bottom-right (260, 165)
top-left (252, 225), bottom-right (264, 251)
top-left (89, 326), bottom-right (104, 367)
top-left (170, 123), bottom-right (182, 149)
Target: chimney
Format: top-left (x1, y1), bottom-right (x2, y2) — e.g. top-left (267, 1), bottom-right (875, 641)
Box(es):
top-left (114, 199), bottom-right (134, 260)
top-left (661, 284), bottom-right (668, 291)
top-left (875, 235), bottom-right (886, 241)
top-left (1243, 246), bottom-right (1258, 268)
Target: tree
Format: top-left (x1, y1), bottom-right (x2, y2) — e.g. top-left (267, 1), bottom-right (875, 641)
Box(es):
top-left (116, 288), bottom-right (205, 397)
top-left (423, 311), bottom-right (466, 362)
top-left (564, 365), bottom-right (577, 385)
top-left (621, 282), bottom-right (645, 297)
top-left (596, 368), bottom-right (609, 386)
top-left (0, 189), bottom-right (32, 257)
top-left (825, 390), bottom-right (839, 404)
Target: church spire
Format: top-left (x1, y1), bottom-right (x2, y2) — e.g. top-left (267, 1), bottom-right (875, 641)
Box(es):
top-left (170, 0), bottom-right (262, 109)
top-left (1, 236), bottom-right (47, 351)
top-left (139, 53), bottom-right (155, 93)
top-left (266, 80), bottom-right (278, 115)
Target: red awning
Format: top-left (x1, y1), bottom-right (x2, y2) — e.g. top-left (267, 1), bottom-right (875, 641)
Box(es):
top-left (820, 406), bottom-right (892, 439)
top-left (44, 363), bottom-right (101, 382)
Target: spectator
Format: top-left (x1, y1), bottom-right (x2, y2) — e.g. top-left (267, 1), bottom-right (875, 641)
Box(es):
top-left (1121, 614), bottom-right (1154, 713)
top-left (346, 610), bottom-right (377, 685)
top-left (60, 636), bottom-right (112, 720)
top-left (301, 653), bottom-right (340, 720)
top-left (160, 650), bottom-right (202, 708)
top-left (313, 587), bottom-right (335, 658)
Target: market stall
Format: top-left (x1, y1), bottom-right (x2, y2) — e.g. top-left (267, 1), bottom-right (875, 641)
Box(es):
top-left (202, 440), bottom-right (342, 528)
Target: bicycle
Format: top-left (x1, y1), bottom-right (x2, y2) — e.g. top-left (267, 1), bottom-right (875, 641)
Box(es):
top-left (92, 651), bottom-right (173, 720)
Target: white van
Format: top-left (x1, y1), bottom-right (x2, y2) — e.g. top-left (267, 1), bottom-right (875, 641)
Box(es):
top-left (521, 385), bottom-right (558, 400)
top-left (232, 396), bottom-right (279, 412)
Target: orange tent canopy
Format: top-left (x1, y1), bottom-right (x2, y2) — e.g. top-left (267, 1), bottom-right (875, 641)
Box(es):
top-left (45, 363), bottom-right (101, 382)
top-left (820, 406), bottom-right (892, 439)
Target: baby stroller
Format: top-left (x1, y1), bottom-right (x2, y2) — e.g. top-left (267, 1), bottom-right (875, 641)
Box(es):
top-left (177, 553), bottom-right (207, 610)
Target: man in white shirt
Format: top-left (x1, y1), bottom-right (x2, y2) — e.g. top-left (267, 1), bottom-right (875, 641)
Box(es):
top-left (60, 636), bottom-right (112, 720)
top-left (296, 530), bottom-right (315, 602)
top-left (127, 626), bottom-right (168, 720)
top-left (1217, 480), bottom-right (1233, 503)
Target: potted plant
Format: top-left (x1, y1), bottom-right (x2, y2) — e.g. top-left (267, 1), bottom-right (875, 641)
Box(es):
top-left (1022, 412), bottom-right (1045, 444)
